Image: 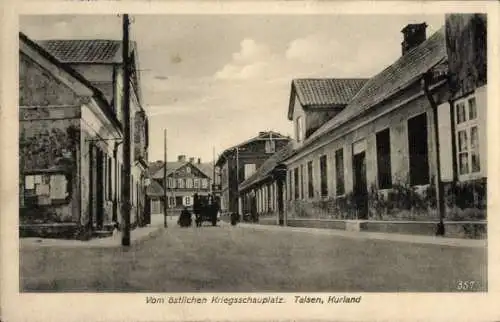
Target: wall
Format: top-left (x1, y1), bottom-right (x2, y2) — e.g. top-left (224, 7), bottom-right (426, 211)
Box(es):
top-left (285, 82), bottom-right (440, 221)
top-left (19, 53), bottom-right (83, 226)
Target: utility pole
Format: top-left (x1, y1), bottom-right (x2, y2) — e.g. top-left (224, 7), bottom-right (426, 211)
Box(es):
top-left (163, 128), bottom-right (168, 228)
top-left (211, 146), bottom-right (215, 194)
top-left (121, 14), bottom-right (131, 246)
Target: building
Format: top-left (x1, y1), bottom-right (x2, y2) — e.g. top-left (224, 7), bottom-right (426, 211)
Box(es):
top-left (239, 142), bottom-right (294, 224)
top-left (215, 131), bottom-right (291, 215)
top-left (19, 33), bottom-right (123, 239)
top-left (281, 16), bottom-right (487, 238)
top-left (147, 155), bottom-right (213, 215)
top-left (37, 38), bottom-right (150, 228)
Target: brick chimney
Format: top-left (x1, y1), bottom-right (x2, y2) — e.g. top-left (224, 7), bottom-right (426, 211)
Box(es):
top-left (189, 157), bottom-right (195, 163)
top-left (178, 155), bottom-right (186, 162)
top-left (401, 23), bottom-right (427, 55)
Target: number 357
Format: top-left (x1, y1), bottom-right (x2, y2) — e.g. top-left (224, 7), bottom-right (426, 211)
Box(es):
top-left (457, 280), bottom-right (477, 290)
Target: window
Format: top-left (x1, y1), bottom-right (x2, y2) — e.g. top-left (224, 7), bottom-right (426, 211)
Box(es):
top-left (408, 113), bottom-right (429, 185)
top-left (376, 129), bottom-right (392, 189)
top-left (295, 116), bottom-right (304, 142)
top-left (107, 157), bottom-right (112, 200)
top-left (201, 178), bottom-right (208, 189)
top-left (194, 178), bottom-right (200, 189)
top-left (454, 95), bottom-right (481, 177)
top-left (169, 196), bottom-right (176, 207)
top-left (178, 178), bottom-right (185, 189)
top-left (300, 164), bottom-right (304, 199)
top-left (335, 149), bottom-right (345, 196)
top-left (294, 167), bottom-right (299, 199)
top-left (23, 173), bottom-right (70, 206)
top-left (175, 196), bottom-right (183, 206)
top-left (167, 178), bottom-right (175, 189)
top-left (320, 155), bottom-right (328, 197)
top-left (265, 139), bottom-right (276, 153)
top-left (307, 161), bottom-right (314, 198)
top-left (186, 178), bottom-right (193, 189)
top-left (186, 166), bottom-right (191, 174)
top-left (244, 163), bottom-right (256, 179)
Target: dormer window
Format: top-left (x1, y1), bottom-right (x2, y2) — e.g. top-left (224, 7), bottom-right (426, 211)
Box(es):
top-left (295, 116), bottom-right (304, 142)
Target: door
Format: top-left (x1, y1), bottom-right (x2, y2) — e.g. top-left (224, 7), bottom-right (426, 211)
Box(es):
top-left (88, 144), bottom-right (95, 231)
top-left (95, 149), bottom-right (104, 229)
top-left (277, 180), bottom-right (284, 225)
top-left (352, 152), bottom-right (368, 219)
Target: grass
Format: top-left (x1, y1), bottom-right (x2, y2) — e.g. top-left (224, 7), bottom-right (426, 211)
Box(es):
top-left (20, 224), bottom-right (487, 292)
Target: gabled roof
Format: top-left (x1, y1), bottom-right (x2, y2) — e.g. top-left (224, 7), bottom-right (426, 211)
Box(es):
top-left (289, 78), bottom-right (368, 119)
top-left (305, 26), bottom-right (447, 144)
top-left (215, 131), bottom-right (290, 167)
top-left (36, 39), bottom-right (130, 64)
top-left (239, 142), bottom-right (295, 192)
top-left (146, 179), bottom-right (165, 197)
top-left (148, 161), bottom-right (212, 180)
top-left (19, 32), bottom-right (122, 132)
top-left (37, 39), bottom-right (143, 106)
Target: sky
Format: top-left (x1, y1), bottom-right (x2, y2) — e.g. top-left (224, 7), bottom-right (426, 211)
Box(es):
top-left (20, 14), bottom-right (444, 162)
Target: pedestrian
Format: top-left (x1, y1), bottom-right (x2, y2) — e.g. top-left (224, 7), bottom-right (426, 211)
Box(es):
top-left (178, 206), bottom-right (192, 227)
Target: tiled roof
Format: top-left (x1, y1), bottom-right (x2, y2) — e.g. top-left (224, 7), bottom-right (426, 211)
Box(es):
top-left (293, 78), bottom-right (369, 107)
top-left (306, 27), bottom-right (447, 143)
top-left (36, 40), bottom-right (124, 64)
top-left (239, 142), bottom-right (295, 191)
top-left (146, 179), bottom-right (164, 197)
top-left (148, 161), bottom-right (212, 179)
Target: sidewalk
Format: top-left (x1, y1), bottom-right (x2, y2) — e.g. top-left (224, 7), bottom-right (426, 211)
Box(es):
top-left (230, 222), bottom-right (487, 248)
top-left (20, 214), bottom-right (178, 248)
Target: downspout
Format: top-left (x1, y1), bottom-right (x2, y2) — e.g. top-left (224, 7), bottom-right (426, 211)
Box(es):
top-left (423, 73), bottom-right (446, 236)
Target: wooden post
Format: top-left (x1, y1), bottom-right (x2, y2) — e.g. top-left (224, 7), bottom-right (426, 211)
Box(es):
top-left (163, 129), bottom-right (168, 228)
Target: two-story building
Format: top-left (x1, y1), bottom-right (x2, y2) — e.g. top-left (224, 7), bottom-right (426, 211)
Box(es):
top-left (19, 33), bottom-right (123, 239)
top-left (215, 131), bottom-right (291, 215)
top-left (37, 38), bottom-right (150, 229)
top-left (147, 155), bottom-right (213, 216)
top-left (281, 15), bottom-right (487, 238)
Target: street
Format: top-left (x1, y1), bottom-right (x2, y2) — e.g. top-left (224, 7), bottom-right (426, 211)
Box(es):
top-left (20, 223), bottom-right (487, 292)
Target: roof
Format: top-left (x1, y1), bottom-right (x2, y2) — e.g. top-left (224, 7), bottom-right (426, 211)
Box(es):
top-left (36, 39), bottom-right (127, 64)
top-left (215, 131), bottom-right (290, 167)
top-left (37, 39), bottom-right (143, 106)
top-left (19, 32), bottom-right (122, 132)
top-left (146, 179), bottom-right (165, 197)
top-left (289, 78), bottom-right (369, 117)
top-left (305, 26), bottom-right (447, 144)
top-left (148, 161), bottom-right (213, 180)
top-left (239, 142), bottom-right (295, 191)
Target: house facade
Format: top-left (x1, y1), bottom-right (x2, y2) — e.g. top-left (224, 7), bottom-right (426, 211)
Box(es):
top-left (38, 38), bottom-right (150, 228)
top-left (281, 16), bottom-right (487, 238)
top-left (19, 33), bottom-right (123, 239)
top-left (147, 155), bottom-right (213, 215)
top-left (215, 131), bottom-right (291, 215)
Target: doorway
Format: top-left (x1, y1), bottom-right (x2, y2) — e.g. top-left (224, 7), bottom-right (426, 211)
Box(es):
top-left (95, 149), bottom-right (104, 230)
top-left (352, 151), bottom-right (368, 219)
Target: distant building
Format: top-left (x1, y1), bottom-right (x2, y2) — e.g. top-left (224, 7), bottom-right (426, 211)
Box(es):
top-left (147, 155), bottom-right (213, 215)
top-left (215, 131), bottom-right (291, 214)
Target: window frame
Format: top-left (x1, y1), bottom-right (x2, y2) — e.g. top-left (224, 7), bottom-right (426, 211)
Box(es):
top-left (295, 116), bottom-right (304, 143)
top-left (319, 155), bottom-right (328, 197)
top-left (454, 93), bottom-right (482, 181)
top-left (376, 128), bottom-right (393, 189)
top-left (335, 148), bottom-right (345, 196)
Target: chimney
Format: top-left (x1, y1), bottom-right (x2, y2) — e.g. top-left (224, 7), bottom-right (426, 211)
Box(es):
top-left (197, 158), bottom-right (201, 164)
top-left (401, 23), bottom-right (427, 55)
top-left (189, 157), bottom-right (195, 163)
top-left (178, 155), bottom-right (186, 162)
